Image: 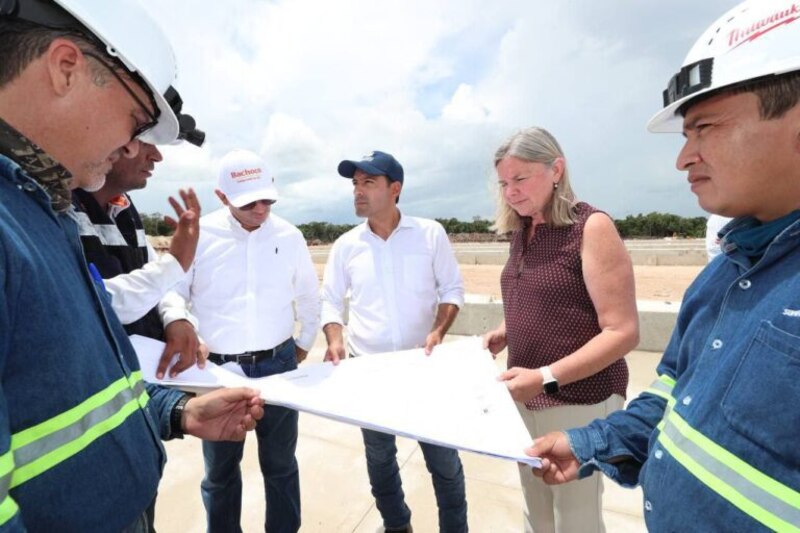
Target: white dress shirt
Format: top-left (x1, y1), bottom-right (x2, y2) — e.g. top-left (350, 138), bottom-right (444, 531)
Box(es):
top-left (321, 214), bottom-right (464, 356)
top-left (165, 208), bottom-right (320, 354)
top-left (105, 243), bottom-right (195, 327)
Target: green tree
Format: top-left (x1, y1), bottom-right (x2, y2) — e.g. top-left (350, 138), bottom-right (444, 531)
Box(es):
top-left (140, 213), bottom-right (174, 236)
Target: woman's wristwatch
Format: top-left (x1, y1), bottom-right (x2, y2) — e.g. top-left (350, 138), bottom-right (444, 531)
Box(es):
top-left (540, 365), bottom-right (560, 395)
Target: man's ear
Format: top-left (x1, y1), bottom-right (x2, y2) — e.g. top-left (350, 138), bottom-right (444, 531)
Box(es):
top-left (794, 122), bottom-right (800, 156)
top-left (391, 180), bottom-right (402, 199)
top-left (45, 38), bottom-right (86, 97)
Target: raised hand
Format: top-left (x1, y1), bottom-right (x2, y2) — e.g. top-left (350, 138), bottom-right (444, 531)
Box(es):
top-left (164, 188), bottom-right (201, 271)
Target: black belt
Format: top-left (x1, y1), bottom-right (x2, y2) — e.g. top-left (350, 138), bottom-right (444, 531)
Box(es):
top-left (209, 338), bottom-right (293, 365)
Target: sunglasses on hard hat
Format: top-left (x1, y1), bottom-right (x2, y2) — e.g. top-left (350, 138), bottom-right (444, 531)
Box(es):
top-left (239, 199), bottom-right (276, 211)
top-left (81, 50), bottom-right (160, 140)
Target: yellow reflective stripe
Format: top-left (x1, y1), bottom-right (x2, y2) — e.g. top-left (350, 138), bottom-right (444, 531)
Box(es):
top-left (0, 496), bottom-right (19, 527)
top-left (659, 411), bottom-right (800, 532)
top-left (11, 375), bottom-right (133, 449)
top-left (127, 370), bottom-right (143, 388)
top-left (0, 451), bottom-right (13, 479)
top-left (0, 450), bottom-right (15, 526)
top-left (10, 396), bottom-right (143, 488)
top-left (669, 412), bottom-right (800, 511)
top-left (644, 374), bottom-right (676, 402)
top-left (137, 390), bottom-right (150, 410)
top-left (9, 372), bottom-right (147, 489)
top-left (658, 374), bottom-right (676, 388)
top-left (130, 370), bottom-right (149, 409)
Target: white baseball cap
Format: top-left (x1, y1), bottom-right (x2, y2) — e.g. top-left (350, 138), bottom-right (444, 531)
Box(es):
top-left (217, 149), bottom-right (279, 208)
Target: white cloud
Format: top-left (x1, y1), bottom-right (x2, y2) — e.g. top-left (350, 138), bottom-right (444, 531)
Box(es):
top-left (134, 0), bottom-right (739, 222)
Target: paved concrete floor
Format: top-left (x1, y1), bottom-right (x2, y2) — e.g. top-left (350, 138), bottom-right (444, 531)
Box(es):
top-left (155, 334), bottom-right (659, 532)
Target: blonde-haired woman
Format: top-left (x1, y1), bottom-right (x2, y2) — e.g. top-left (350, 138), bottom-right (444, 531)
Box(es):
top-left (483, 127), bottom-right (639, 533)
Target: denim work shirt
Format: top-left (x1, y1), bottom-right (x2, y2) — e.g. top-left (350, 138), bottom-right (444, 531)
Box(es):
top-left (567, 217), bottom-right (800, 532)
top-left (0, 154), bottom-right (183, 531)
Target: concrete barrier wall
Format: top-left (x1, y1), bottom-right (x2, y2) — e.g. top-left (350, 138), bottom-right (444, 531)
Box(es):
top-left (337, 296), bottom-right (679, 353)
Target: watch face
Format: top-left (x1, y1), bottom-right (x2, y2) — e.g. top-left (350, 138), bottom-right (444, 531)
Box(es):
top-left (543, 381), bottom-right (559, 395)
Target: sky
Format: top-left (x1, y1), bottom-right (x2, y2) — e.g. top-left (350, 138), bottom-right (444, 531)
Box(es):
top-left (134, 0), bottom-right (738, 224)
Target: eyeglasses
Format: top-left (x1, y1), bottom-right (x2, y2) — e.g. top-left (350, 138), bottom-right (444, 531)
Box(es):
top-left (239, 199), bottom-right (276, 211)
top-left (82, 51), bottom-right (161, 139)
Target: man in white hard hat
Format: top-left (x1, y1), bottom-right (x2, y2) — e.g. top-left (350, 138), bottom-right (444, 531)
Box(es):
top-left (0, 1), bottom-right (263, 531)
top-left (529, 1), bottom-right (800, 531)
top-left (165, 149), bottom-right (320, 532)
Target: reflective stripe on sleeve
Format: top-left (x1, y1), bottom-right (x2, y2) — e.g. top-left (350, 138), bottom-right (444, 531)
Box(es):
top-left (0, 450), bottom-right (15, 525)
top-left (9, 372), bottom-right (149, 489)
top-left (658, 409), bottom-right (800, 532)
top-left (0, 449), bottom-right (13, 493)
top-left (644, 374), bottom-right (676, 401)
top-left (0, 496), bottom-right (19, 527)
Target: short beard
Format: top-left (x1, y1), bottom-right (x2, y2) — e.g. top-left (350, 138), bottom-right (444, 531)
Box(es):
top-left (78, 171), bottom-right (107, 192)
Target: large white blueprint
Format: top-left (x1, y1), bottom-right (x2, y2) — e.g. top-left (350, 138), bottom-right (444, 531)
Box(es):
top-left (132, 335), bottom-right (539, 466)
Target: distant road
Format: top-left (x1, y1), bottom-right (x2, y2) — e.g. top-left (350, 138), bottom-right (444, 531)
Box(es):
top-left (309, 239), bottom-right (707, 266)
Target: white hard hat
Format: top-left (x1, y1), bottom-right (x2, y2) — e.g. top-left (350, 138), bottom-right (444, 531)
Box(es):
top-left (1, 0), bottom-right (204, 146)
top-left (218, 149), bottom-right (280, 208)
top-left (648, 0), bottom-right (800, 132)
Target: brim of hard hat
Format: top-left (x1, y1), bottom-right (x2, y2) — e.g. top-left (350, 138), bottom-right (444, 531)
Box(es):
top-left (646, 85), bottom-right (720, 133)
top-left (137, 90), bottom-right (180, 145)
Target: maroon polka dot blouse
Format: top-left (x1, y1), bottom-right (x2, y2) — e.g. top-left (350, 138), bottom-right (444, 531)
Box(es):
top-left (501, 202), bottom-right (628, 411)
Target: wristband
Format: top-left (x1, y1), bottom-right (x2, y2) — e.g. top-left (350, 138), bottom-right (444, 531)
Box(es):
top-left (170, 394), bottom-right (191, 438)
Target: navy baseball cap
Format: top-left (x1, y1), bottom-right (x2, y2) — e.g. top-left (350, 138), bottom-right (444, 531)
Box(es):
top-left (337, 151), bottom-right (404, 184)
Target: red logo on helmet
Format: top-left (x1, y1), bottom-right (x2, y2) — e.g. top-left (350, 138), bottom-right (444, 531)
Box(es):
top-left (728, 3), bottom-right (800, 49)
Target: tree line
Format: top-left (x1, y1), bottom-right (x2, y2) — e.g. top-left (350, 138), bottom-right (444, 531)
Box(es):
top-left (141, 212), bottom-right (708, 241)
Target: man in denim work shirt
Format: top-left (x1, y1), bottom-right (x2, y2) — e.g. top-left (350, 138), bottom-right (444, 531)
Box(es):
top-left (528, 1), bottom-right (800, 531)
top-left (0, 1), bottom-right (263, 530)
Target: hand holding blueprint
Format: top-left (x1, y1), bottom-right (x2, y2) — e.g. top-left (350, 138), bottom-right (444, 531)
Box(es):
top-left (131, 335), bottom-right (540, 466)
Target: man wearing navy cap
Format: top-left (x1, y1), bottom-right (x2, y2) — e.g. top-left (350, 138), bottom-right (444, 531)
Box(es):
top-left (321, 151), bottom-right (468, 533)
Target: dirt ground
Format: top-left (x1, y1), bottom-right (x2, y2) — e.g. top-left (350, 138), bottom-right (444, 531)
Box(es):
top-left (312, 264), bottom-right (703, 302)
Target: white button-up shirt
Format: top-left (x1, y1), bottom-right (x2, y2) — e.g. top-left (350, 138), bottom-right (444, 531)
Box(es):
top-left (167, 208), bottom-right (320, 354)
top-left (321, 214), bottom-right (464, 355)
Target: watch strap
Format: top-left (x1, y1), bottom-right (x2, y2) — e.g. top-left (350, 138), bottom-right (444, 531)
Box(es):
top-left (170, 394), bottom-right (191, 438)
top-left (540, 365), bottom-right (560, 394)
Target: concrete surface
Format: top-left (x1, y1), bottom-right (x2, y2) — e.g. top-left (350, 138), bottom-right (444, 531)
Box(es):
top-left (155, 332), bottom-right (660, 532)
